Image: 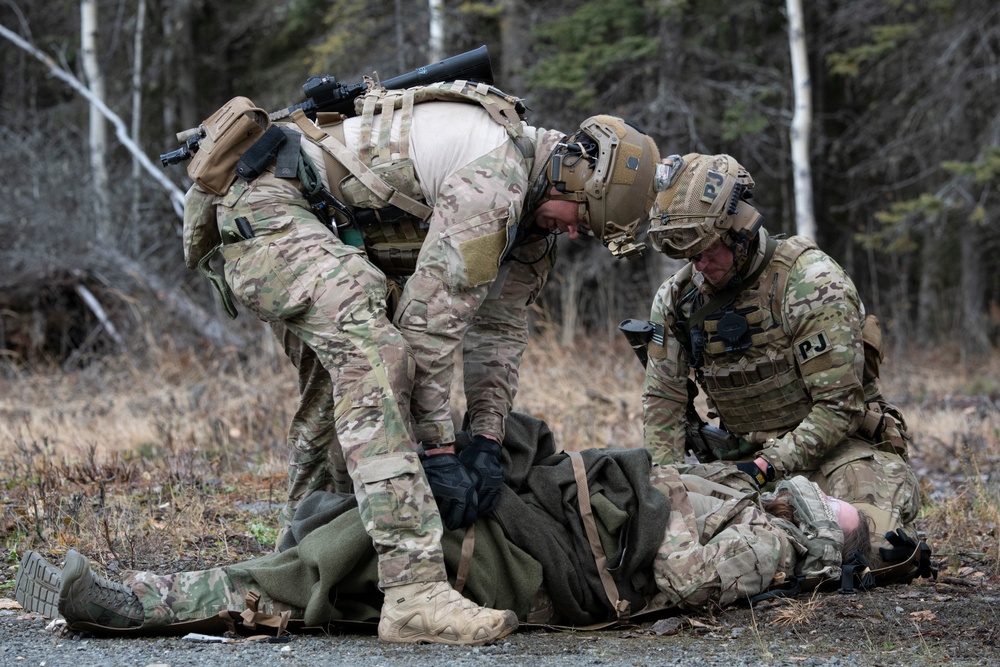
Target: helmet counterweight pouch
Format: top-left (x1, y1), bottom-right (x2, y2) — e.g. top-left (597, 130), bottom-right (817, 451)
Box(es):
top-left (186, 96), bottom-right (270, 196)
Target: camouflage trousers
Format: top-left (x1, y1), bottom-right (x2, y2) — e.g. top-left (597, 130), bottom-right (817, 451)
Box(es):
top-left (216, 176), bottom-right (446, 587)
top-left (807, 438), bottom-right (921, 547)
top-left (126, 567), bottom-right (297, 628)
top-left (269, 322), bottom-right (352, 536)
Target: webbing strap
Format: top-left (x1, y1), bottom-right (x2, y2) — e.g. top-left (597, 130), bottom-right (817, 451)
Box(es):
top-left (454, 523), bottom-right (476, 595)
top-left (398, 90), bottom-right (415, 160)
top-left (358, 95), bottom-right (378, 166)
top-left (377, 95), bottom-right (395, 165)
top-left (290, 109), bottom-right (432, 220)
top-left (566, 451), bottom-right (630, 622)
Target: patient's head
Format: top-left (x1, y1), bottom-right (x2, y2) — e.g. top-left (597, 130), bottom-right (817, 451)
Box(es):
top-left (762, 492), bottom-right (874, 566)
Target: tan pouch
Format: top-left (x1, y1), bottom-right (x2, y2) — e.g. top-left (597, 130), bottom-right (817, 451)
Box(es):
top-left (186, 97), bottom-right (269, 195)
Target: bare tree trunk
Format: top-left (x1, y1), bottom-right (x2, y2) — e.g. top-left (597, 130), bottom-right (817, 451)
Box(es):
top-left (394, 0), bottom-right (406, 72)
top-left (915, 222), bottom-right (942, 346)
top-left (81, 0), bottom-right (110, 241)
top-left (428, 0), bottom-right (445, 63)
top-left (960, 208), bottom-right (989, 360)
top-left (499, 0), bottom-right (529, 92)
top-left (785, 0), bottom-right (816, 240)
top-left (644, 6), bottom-right (686, 296)
top-left (130, 0), bottom-right (147, 255)
top-left (561, 258), bottom-right (583, 347)
top-left (161, 0), bottom-right (198, 146)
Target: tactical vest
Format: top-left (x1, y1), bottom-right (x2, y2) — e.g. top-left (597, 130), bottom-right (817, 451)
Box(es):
top-left (291, 80), bottom-right (530, 277)
top-left (687, 236), bottom-right (818, 435)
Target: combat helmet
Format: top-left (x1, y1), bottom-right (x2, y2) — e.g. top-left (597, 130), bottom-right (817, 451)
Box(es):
top-left (546, 115), bottom-right (660, 259)
top-left (647, 153), bottom-right (762, 263)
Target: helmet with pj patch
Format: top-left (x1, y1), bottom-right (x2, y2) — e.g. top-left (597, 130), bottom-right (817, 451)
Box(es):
top-left (647, 153), bottom-right (761, 261)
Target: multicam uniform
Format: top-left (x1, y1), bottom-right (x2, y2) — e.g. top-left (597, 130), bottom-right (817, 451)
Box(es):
top-left (642, 229), bottom-right (920, 541)
top-left (648, 466), bottom-right (842, 610)
top-left (201, 100), bottom-right (562, 589)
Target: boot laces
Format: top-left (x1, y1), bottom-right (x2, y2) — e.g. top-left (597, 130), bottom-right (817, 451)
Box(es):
top-left (91, 577), bottom-right (141, 614)
top-left (424, 583), bottom-right (489, 616)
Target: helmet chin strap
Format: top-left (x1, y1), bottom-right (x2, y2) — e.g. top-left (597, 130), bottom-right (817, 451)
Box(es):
top-left (712, 205), bottom-right (764, 288)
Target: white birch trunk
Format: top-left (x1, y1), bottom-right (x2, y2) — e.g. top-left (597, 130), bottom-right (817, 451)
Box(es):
top-left (428, 0), bottom-right (445, 63)
top-left (81, 0), bottom-right (110, 239)
top-left (786, 0), bottom-right (816, 240)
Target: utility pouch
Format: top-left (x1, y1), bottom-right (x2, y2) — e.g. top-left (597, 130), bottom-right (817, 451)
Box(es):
top-left (235, 125), bottom-right (288, 182)
top-left (856, 400), bottom-right (909, 456)
top-left (861, 313), bottom-right (884, 382)
top-left (857, 402), bottom-right (887, 442)
top-left (187, 96), bottom-right (270, 195)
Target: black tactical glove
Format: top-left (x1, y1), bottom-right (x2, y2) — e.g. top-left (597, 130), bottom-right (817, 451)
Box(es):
top-left (421, 446), bottom-right (479, 531)
top-left (459, 434), bottom-right (505, 515)
top-left (735, 460), bottom-right (775, 488)
top-left (879, 529), bottom-right (937, 580)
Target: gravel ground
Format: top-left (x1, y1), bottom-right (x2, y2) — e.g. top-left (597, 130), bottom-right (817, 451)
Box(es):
top-left (0, 615), bottom-right (801, 667)
top-left (4, 572), bottom-right (998, 667)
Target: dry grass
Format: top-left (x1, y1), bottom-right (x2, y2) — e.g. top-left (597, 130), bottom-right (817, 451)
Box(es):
top-left (1, 329), bottom-right (999, 581)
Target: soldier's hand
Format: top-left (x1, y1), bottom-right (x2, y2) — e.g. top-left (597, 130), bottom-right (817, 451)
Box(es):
top-left (879, 529), bottom-right (937, 580)
top-left (735, 458), bottom-right (775, 489)
top-left (459, 435), bottom-right (505, 515)
top-left (421, 446), bottom-right (479, 530)
top-left (719, 438), bottom-right (757, 460)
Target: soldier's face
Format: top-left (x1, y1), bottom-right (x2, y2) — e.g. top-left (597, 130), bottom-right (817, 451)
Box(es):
top-left (534, 189), bottom-right (588, 239)
top-left (692, 240), bottom-right (734, 285)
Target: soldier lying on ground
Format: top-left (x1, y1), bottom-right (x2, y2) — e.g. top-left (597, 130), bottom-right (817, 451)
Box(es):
top-left (15, 414), bottom-right (931, 641)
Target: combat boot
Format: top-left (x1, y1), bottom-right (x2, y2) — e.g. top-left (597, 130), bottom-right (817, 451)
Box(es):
top-left (378, 580), bottom-right (518, 645)
top-left (14, 550), bottom-right (63, 619)
top-left (58, 550), bottom-right (144, 629)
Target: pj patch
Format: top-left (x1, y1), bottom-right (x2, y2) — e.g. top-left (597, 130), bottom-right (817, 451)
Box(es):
top-left (795, 331), bottom-right (831, 364)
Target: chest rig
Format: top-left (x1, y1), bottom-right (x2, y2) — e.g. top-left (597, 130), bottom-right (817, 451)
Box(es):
top-left (289, 80), bottom-right (529, 277)
top-left (678, 236), bottom-right (818, 435)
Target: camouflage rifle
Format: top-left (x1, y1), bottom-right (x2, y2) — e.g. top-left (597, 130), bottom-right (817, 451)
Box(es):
top-left (618, 318), bottom-right (741, 462)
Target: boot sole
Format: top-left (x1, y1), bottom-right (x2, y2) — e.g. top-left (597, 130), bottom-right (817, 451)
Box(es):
top-left (14, 551), bottom-right (62, 619)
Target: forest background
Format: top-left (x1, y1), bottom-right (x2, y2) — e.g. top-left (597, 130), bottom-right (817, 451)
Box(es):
top-left (1, 2), bottom-right (1000, 661)
top-left (3, 0), bottom-right (1000, 361)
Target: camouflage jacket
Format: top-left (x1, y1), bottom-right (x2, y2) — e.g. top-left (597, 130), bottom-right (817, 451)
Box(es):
top-left (642, 229), bottom-right (868, 473)
top-left (647, 462), bottom-right (795, 609)
top-left (298, 103), bottom-right (564, 444)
